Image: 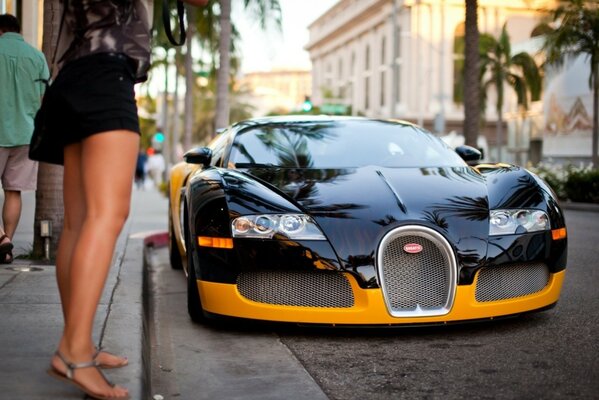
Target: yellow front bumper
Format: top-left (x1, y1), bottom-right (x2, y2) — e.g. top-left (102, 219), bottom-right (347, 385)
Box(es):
top-left (197, 270), bottom-right (565, 325)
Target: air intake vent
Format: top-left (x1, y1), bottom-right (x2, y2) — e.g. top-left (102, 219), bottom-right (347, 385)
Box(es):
top-left (237, 271), bottom-right (354, 308)
top-left (475, 263), bottom-right (550, 302)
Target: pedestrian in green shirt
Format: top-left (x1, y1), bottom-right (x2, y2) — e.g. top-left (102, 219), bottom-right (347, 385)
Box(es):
top-left (0, 14), bottom-right (49, 264)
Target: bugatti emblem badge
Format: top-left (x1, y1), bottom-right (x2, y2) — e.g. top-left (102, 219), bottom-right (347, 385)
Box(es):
top-left (403, 243), bottom-right (423, 254)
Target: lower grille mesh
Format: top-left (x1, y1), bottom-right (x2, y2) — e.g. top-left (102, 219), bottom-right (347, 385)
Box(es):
top-left (237, 271), bottom-right (354, 308)
top-left (475, 263), bottom-right (550, 302)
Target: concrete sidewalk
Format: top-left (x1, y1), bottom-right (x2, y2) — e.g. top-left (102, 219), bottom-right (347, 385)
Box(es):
top-left (0, 187), bottom-right (168, 399)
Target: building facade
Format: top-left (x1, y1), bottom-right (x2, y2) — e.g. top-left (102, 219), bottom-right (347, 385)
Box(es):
top-left (306, 0), bottom-right (592, 164)
top-left (540, 54), bottom-right (594, 164)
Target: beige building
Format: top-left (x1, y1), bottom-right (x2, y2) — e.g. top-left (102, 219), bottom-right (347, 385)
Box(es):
top-left (238, 69), bottom-right (312, 117)
top-left (305, 0), bottom-right (577, 163)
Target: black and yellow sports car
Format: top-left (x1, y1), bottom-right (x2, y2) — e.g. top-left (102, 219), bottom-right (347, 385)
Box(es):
top-left (168, 116), bottom-right (567, 325)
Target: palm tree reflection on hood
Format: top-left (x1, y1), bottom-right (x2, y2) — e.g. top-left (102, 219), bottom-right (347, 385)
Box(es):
top-left (431, 195), bottom-right (490, 222)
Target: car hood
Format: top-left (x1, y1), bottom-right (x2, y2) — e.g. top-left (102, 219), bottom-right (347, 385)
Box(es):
top-left (242, 166), bottom-right (490, 271)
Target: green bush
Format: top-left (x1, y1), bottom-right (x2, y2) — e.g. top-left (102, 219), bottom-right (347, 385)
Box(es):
top-left (530, 163), bottom-right (599, 204)
top-left (563, 166), bottom-right (599, 203)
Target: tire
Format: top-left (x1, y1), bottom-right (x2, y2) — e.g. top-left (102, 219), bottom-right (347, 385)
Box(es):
top-left (168, 204), bottom-right (183, 270)
top-left (186, 236), bottom-right (206, 323)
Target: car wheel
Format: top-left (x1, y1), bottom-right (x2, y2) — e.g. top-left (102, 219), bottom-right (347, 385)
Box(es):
top-left (168, 209), bottom-right (183, 270)
top-left (186, 236), bottom-right (207, 323)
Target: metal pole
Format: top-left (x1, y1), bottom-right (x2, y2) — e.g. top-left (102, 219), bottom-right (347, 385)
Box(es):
top-left (416, 3), bottom-right (423, 127)
top-left (438, 0), bottom-right (446, 134)
top-left (44, 238), bottom-right (50, 261)
top-left (391, 0), bottom-right (398, 118)
top-left (162, 50), bottom-right (171, 180)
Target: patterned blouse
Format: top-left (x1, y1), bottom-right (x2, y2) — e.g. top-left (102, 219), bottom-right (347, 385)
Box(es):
top-left (55, 0), bottom-right (153, 82)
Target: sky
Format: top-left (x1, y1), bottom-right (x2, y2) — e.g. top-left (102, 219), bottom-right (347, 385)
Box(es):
top-left (233, 0), bottom-right (339, 73)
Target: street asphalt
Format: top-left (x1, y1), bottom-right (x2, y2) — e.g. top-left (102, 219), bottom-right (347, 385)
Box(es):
top-left (0, 184), bottom-right (597, 400)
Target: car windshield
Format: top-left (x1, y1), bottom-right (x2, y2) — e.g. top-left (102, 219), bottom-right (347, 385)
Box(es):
top-left (229, 119), bottom-right (466, 169)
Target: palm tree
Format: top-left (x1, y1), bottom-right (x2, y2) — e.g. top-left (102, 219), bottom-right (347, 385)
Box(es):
top-left (540, 0), bottom-right (599, 168)
top-left (171, 47), bottom-right (183, 162)
top-left (184, 6), bottom-right (197, 151)
top-left (214, 0), bottom-right (232, 130)
top-left (214, 0), bottom-right (282, 131)
top-left (463, 0), bottom-right (480, 149)
top-left (479, 24), bottom-right (542, 161)
top-left (33, 0), bottom-right (65, 260)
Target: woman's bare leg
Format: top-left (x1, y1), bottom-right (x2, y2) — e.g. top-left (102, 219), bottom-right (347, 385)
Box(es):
top-left (55, 142), bottom-right (127, 368)
top-left (55, 141), bottom-right (84, 321)
top-left (52, 130), bottom-right (139, 398)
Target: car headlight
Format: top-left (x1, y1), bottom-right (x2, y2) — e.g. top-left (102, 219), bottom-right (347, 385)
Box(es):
top-left (232, 214), bottom-right (326, 240)
top-left (489, 209), bottom-right (549, 235)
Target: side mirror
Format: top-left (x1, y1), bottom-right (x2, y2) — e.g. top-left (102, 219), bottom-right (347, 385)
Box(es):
top-left (455, 145), bottom-right (482, 165)
top-left (184, 147), bottom-right (212, 166)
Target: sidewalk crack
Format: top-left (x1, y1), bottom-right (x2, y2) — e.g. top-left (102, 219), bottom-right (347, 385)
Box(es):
top-left (98, 225), bottom-right (131, 346)
top-left (0, 273), bottom-right (19, 291)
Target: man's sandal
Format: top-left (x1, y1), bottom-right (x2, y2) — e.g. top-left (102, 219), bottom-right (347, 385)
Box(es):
top-left (93, 347), bottom-right (129, 369)
top-left (0, 234), bottom-right (14, 264)
top-left (0, 250), bottom-right (13, 264)
top-left (47, 351), bottom-right (130, 400)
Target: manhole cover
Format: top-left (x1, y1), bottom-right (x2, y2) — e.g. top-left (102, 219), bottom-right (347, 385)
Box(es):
top-left (6, 266), bottom-right (44, 272)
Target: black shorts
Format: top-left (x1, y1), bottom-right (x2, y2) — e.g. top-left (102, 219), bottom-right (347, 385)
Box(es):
top-left (41, 52), bottom-right (140, 147)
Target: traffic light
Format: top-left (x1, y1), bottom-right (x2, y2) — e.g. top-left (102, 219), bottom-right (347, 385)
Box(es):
top-left (152, 131), bottom-right (165, 150)
top-left (302, 96), bottom-right (313, 113)
top-left (153, 132), bottom-right (165, 143)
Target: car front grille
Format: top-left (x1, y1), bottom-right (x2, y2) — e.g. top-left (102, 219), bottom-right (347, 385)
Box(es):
top-left (475, 263), bottom-right (550, 302)
top-left (377, 226), bottom-right (457, 317)
top-left (236, 271), bottom-right (355, 308)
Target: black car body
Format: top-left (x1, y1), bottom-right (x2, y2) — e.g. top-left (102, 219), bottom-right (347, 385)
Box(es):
top-left (168, 116), bottom-right (567, 325)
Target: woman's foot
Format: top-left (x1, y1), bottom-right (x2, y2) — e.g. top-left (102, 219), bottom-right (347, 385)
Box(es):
top-left (49, 350), bottom-right (129, 400)
top-left (94, 348), bottom-right (129, 369)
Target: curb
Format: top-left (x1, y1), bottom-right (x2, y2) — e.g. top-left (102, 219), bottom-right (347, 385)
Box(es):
top-left (101, 230), bottom-right (169, 400)
top-left (100, 232), bottom-right (146, 400)
top-left (141, 230), bottom-right (168, 399)
top-left (143, 231), bottom-right (169, 248)
top-left (100, 226), bottom-right (169, 399)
